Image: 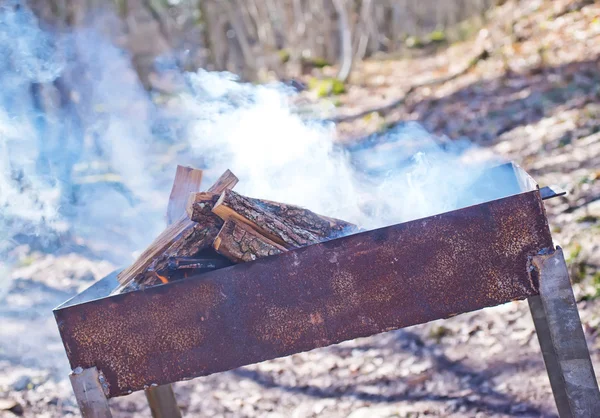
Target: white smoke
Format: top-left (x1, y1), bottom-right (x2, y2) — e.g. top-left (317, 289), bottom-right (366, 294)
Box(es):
top-left (178, 72), bottom-right (504, 230)
top-left (0, 1), bottom-right (509, 265)
top-left (0, 3), bottom-right (63, 236)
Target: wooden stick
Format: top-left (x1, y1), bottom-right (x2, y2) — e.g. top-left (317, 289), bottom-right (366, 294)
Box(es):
top-left (118, 166), bottom-right (204, 288)
top-left (213, 219), bottom-right (287, 263)
top-left (212, 190), bottom-right (357, 249)
top-left (207, 169), bottom-right (239, 194)
top-left (116, 215), bottom-right (194, 287)
top-left (166, 165), bottom-right (203, 225)
top-left (116, 169), bottom-right (238, 289)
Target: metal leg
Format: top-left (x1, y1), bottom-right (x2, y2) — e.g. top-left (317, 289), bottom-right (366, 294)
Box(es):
top-left (528, 248), bottom-right (600, 417)
top-left (69, 367), bottom-right (112, 418)
top-left (145, 384), bottom-right (182, 418)
top-left (529, 295), bottom-right (573, 417)
top-left (139, 165), bottom-right (191, 418)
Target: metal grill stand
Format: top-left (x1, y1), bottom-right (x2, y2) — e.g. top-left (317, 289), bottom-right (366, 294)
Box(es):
top-left (67, 248), bottom-right (600, 417)
top-left (56, 164), bottom-right (600, 417)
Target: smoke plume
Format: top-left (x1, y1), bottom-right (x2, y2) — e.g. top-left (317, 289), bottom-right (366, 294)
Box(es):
top-left (0, 1), bottom-right (509, 268)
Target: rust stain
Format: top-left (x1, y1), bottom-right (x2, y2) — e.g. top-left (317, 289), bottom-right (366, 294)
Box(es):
top-left (55, 189), bottom-right (553, 397)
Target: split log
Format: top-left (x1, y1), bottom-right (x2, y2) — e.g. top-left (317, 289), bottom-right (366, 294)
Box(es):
top-left (118, 165), bottom-right (206, 289)
top-left (185, 168), bottom-right (238, 221)
top-left (146, 213), bottom-right (223, 277)
top-left (116, 168), bottom-right (237, 291)
top-left (167, 254), bottom-right (233, 271)
top-left (166, 165), bottom-right (203, 225)
top-left (211, 190), bottom-right (357, 249)
top-left (116, 214), bottom-right (196, 289)
top-left (158, 170), bottom-right (241, 270)
top-left (253, 198), bottom-right (358, 239)
top-left (186, 192), bottom-right (220, 221)
top-left (213, 219), bottom-right (287, 263)
top-left (207, 169), bottom-right (239, 194)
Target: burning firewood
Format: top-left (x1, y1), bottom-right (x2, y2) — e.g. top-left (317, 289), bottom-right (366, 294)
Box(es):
top-left (115, 166), bottom-right (357, 292)
top-left (115, 168), bottom-right (237, 291)
top-left (144, 215), bottom-right (223, 280)
top-left (115, 215), bottom-right (194, 289)
top-left (116, 165), bottom-right (205, 290)
top-left (211, 189), bottom-right (357, 248)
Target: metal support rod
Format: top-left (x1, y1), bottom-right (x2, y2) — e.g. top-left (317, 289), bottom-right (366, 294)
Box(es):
top-left (69, 367), bottom-right (112, 418)
top-left (528, 247), bottom-right (600, 417)
top-left (540, 185), bottom-right (567, 201)
top-left (145, 385), bottom-right (183, 418)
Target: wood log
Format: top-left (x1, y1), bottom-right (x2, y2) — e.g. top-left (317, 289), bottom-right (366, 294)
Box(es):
top-left (190, 193), bottom-right (357, 241)
top-left (116, 215), bottom-right (195, 288)
top-left (207, 169), bottom-right (239, 194)
top-left (185, 168), bottom-right (238, 220)
top-left (116, 169), bottom-right (237, 290)
top-left (167, 254), bottom-right (232, 271)
top-left (147, 214), bottom-right (223, 276)
top-left (148, 174), bottom-right (239, 280)
top-left (253, 198), bottom-right (358, 239)
top-left (213, 219), bottom-right (287, 263)
top-left (166, 165), bottom-right (203, 225)
top-left (186, 192), bottom-right (220, 221)
top-left (211, 190), bottom-right (357, 249)
top-left (117, 166), bottom-right (358, 290)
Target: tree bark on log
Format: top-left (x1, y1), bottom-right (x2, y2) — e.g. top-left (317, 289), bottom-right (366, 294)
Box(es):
top-left (116, 169), bottom-right (237, 291)
top-left (212, 190), bottom-right (358, 249)
top-left (207, 169), bottom-right (239, 194)
top-left (212, 190), bottom-right (321, 248)
top-left (213, 219), bottom-right (287, 263)
top-left (254, 198), bottom-right (358, 239)
top-left (186, 192), bottom-right (221, 221)
top-left (116, 168), bottom-right (358, 291)
top-left (148, 213), bottom-right (223, 276)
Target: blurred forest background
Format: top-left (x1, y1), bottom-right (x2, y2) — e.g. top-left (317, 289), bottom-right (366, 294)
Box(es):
top-left (27, 0), bottom-right (495, 84)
